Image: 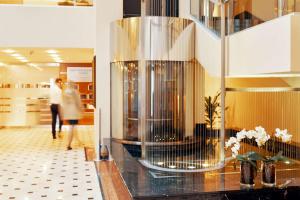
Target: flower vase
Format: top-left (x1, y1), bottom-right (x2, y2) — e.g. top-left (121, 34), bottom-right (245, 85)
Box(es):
top-left (261, 160), bottom-right (276, 187)
top-left (240, 160), bottom-right (257, 188)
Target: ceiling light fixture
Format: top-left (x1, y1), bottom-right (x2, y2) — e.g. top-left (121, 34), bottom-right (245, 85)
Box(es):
top-left (16, 56), bottom-right (26, 60)
top-left (2, 49), bottom-right (15, 54)
top-left (46, 50), bottom-right (58, 54)
top-left (50, 54), bottom-right (60, 58)
top-left (11, 53), bottom-right (22, 57)
top-left (20, 59), bottom-right (29, 63)
top-left (28, 63), bottom-right (42, 71)
top-left (28, 63), bottom-right (38, 67)
top-left (0, 62), bottom-right (6, 66)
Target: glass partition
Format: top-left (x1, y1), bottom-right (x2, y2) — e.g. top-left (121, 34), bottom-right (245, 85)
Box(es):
top-left (190, 0), bottom-right (300, 35)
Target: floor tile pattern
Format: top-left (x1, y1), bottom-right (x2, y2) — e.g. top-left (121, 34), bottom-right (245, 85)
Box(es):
top-left (0, 126), bottom-right (102, 200)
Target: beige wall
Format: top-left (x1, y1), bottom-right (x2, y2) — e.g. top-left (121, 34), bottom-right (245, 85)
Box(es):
top-left (0, 5), bottom-right (95, 48)
top-left (291, 14), bottom-right (300, 72)
top-left (95, 0), bottom-right (122, 153)
top-left (226, 77), bottom-right (300, 144)
top-left (110, 63), bottom-right (123, 140)
top-left (179, 0), bottom-right (191, 19)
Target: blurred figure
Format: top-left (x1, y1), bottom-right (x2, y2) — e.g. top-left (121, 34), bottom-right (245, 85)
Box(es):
top-left (61, 82), bottom-right (83, 150)
top-left (50, 78), bottom-right (63, 139)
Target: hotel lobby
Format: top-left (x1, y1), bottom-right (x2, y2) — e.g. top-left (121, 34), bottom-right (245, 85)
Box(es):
top-left (1, 0), bottom-right (300, 199)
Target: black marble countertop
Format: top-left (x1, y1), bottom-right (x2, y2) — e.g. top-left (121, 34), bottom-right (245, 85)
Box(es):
top-left (104, 139), bottom-right (300, 200)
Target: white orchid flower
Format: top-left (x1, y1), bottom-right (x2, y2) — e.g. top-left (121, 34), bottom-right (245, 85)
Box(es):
top-left (275, 128), bottom-right (282, 138)
top-left (281, 133), bottom-right (292, 143)
top-left (246, 130), bottom-right (256, 139)
top-left (275, 128), bottom-right (292, 143)
top-left (236, 129), bottom-right (246, 142)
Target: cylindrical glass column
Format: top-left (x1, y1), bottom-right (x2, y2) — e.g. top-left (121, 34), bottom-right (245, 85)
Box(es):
top-left (110, 17), bottom-right (223, 172)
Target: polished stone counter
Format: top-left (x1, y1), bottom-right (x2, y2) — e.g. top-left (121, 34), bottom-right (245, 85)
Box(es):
top-left (102, 139), bottom-right (300, 200)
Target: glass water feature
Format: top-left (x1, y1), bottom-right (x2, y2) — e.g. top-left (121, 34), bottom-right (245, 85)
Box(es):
top-left (110, 17), bottom-right (223, 172)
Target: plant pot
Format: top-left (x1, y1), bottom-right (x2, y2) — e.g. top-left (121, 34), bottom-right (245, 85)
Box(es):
top-left (240, 160), bottom-right (257, 188)
top-left (261, 160), bottom-right (276, 187)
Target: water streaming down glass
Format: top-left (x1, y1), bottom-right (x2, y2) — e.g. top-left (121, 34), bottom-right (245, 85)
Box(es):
top-left (110, 1), bottom-right (224, 172)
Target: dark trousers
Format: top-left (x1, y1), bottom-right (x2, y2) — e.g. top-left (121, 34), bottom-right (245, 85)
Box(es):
top-left (50, 104), bottom-right (63, 137)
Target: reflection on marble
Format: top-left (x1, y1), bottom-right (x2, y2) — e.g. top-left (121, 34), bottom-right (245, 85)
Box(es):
top-left (105, 139), bottom-right (300, 200)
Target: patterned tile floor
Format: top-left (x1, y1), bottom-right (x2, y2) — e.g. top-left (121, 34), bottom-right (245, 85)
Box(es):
top-left (0, 126), bottom-right (102, 200)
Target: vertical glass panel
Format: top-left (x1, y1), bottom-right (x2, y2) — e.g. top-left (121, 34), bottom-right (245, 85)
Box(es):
top-left (143, 61), bottom-right (222, 171)
top-left (123, 61), bottom-right (139, 141)
top-left (142, 0), bottom-right (179, 17)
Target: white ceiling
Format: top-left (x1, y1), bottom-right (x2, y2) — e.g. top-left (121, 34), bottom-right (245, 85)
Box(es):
top-left (0, 48), bottom-right (94, 65)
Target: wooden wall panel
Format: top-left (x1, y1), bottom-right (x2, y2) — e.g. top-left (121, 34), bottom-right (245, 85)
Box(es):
top-left (60, 63), bottom-right (94, 125)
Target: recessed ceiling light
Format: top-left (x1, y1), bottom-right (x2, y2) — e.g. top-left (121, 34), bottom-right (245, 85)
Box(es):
top-left (188, 166), bottom-right (196, 169)
top-left (168, 165), bottom-right (176, 169)
top-left (46, 50), bottom-right (58, 54)
top-left (20, 59), bottom-right (29, 63)
top-left (50, 54), bottom-right (60, 58)
top-left (16, 56), bottom-right (26, 60)
top-left (0, 62), bottom-right (6, 66)
top-left (2, 49), bottom-right (15, 54)
top-left (157, 162), bottom-right (164, 166)
top-left (11, 53), bottom-right (22, 57)
top-left (28, 63), bottom-right (38, 67)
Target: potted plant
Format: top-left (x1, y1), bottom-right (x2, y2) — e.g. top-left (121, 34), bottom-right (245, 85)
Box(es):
top-left (225, 126), bottom-right (293, 188)
top-left (260, 128), bottom-right (292, 187)
top-left (205, 91), bottom-right (221, 135)
top-left (204, 92), bottom-right (221, 155)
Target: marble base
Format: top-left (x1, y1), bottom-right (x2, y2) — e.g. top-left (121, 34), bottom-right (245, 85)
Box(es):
top-left (99, 139), bottom-right (300, 200)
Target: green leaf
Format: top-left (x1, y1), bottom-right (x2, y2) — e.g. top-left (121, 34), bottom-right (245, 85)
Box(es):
top-left (236, 154), bottom-right (247, 161)
top-left (248, 160), bottom-right (258, 169)
top-left (247, 151), bottom-right (264, 161)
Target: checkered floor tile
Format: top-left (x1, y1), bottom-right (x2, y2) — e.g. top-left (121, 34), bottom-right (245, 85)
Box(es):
top-left (0, 126), bottom-right (102, 200)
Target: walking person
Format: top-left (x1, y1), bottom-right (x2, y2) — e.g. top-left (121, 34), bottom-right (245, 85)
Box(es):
top-left (50, 78), bottom-right (63, 139)
top-left (61, 81), bottom-right (83, 150)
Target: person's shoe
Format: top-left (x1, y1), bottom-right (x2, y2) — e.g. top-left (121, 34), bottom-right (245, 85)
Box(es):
top-left (67, 146), bottom-right (72, 150)
top-left (53, 136), bottom-right (56, 139)
top-left (58, 133), bottom-right (62, 138)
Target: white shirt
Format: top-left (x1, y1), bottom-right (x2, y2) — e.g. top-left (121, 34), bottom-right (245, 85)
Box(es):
top-left (49, 84), bottom-right (62, 104)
